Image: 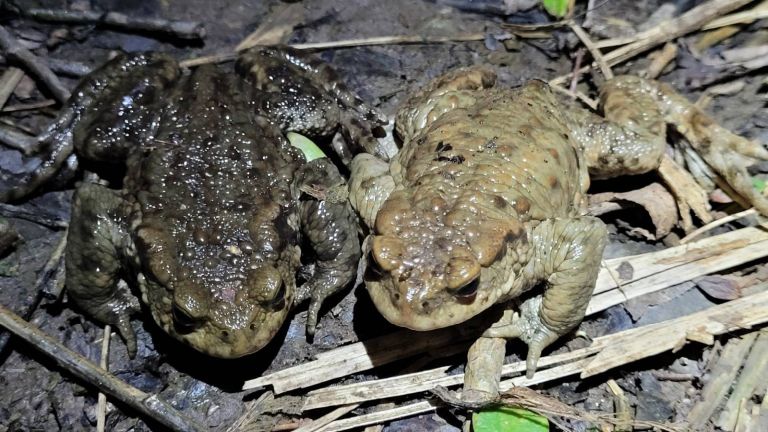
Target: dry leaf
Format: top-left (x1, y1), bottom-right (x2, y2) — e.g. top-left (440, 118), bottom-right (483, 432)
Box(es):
top-left (694, 275), bottom-right (742, 300)
top-left (589, 183), bottom-right (678, 240)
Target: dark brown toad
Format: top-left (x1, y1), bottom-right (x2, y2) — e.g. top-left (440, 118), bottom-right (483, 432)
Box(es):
top-left (3, 47), bottom-right (386, 358)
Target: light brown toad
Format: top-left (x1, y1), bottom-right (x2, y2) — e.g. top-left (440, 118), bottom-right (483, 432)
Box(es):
top-left (349, 67), bottom-right (768, 400)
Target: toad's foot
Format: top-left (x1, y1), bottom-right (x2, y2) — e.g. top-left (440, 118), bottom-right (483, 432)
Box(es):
top-left (66, 183), bottom-right (140, 356)
top-left (295, 159), bottom-right (361, 336)
top-left (654, 79), bottom-right (768, 215)
top-left (483, 296), bottom-right (560, 379)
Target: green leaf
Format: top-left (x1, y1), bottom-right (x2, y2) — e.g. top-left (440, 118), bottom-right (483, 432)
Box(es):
top-left (752, 177), bottom-right (766, 192)
top-left (287, 132), bottom-right (326, 161)
top-left (542, 0), bottom-right (572, 17)
top-left (473, 406), bottom-right (549, 432)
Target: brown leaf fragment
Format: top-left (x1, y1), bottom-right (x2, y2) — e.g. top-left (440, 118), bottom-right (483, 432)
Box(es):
top-left (694, 275), bottom-right (743, 300)
top-left (589, 183), bottom-right (678, 239)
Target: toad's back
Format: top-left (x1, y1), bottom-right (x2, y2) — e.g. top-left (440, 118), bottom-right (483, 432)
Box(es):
top-left (395, 80), bottom-right (586, 225)
top-left (123, 66), bottom-right (305, 333)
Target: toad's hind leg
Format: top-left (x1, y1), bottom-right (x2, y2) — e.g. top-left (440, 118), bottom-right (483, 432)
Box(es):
top-left (66, 183), bottom-right (139, 355)
top-left (236, 46), bottom-right (387, 160)
top-left (0, 53), bottom-right (179, 202)
top-left (571, 75), bottom-right (768, 216)
top-left (394, 67), bottom-right (497, 142)
top-left (483, 217), bottom-right (607, 378)
top-left (294, 159), bottom-right (362, 335)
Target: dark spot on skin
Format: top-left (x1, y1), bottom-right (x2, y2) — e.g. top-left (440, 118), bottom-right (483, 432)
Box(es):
top-left (548, 176), bottom-right (560, 189)
top-left (514, 197), bottom-right (531, 214)
top-left (493, 195), bottom-right (507, 209)
top-left (250, 323), bottom-right (257, 330)
top-left (549, 148), bottom-right (560, 161)
top-left (421, 301), bottom-right (429, 310)
top-left (393, 292), bottom-right (401, 301)
top-left (398, 268), bottom-right (412, 282)
top-left (435, 141), bottom-right (445, 152)
top-left (221, 330), bottom-right (229, 338)
top-left (449, 155), bottom-right (465, 164)
top-left (434, 156), bottom-right (450, 162)
top-left (598, 155), bottom-right (610, 165)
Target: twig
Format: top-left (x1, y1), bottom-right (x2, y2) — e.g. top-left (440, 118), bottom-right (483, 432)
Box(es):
top-left (550, 0), bottom-right (754, 87)
top-left (498, 387), bottom-right (681, 432)
top-left (680, 208), bottom-right (758, 244)
top-left (607, 379), bottom-right (632, 432)
top-left (702, 1), bottom-right (768, 30)
top-left (235, 2), bottom-right (304, 51)
top-left (0, 125), bottom-right (38, 154)
top-left (36, 229), bottom-right (68, 300)
top-left (644, 42), bottom-right (678, 79)
top-left (2, 99), bottom-right (56, 112)
top-left (20, 8), bottom-right (205, 41)
top-left (1, 56), bottom-right (92, 77)
top-left (242, 326), bottom-right (476, 392)
top-left (715, 331), bottom-right (768, 430)
top-left (293, 404), bottom-right (360, 432)
top-left (0, 26), bottom-right (70, 103)
top-left (686, 334), bottom-right (758, 430)
top-left (0, 67), bottom-right (25, 108)
top-left (568, 22), bottom-right (613, 79)
top-left (0, 202), bottom-right (68, 229)
top-left (180, 32), bottom-right (511, 68)
top-left (320, 401), bottom-right (440, 432)
top-left (96, 325), bottom-right (111, 432)
top-left (0, 302), bottom-right (205, 432)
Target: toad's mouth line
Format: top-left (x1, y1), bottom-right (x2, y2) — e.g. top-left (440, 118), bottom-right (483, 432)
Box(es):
top-left (365, 279), bottom-right (504, 331)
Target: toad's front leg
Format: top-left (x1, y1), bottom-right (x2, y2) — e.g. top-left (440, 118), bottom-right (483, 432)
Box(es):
top-left (0, 52), bottom-right (179, 202)
top-left (66, 183), bottom-right (139, 355)
top-left (294, 159), bottom-right (362, 335)
top-left (477, 216), bottom-right (607, 384)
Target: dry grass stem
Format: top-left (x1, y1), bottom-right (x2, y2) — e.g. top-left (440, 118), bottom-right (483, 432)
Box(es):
top-left (0, 26), bottom-right (70, 103)
top-left (0, 67), bottom-right (24, 108)
top-left (680, 208), bottom-right (758, 244)
top-left (568, 22), bottom-right (613, 79)
top-left (1, 99), bottom-right (57, 112)
top-left (96, 325), bottom-right (111, 432)
top-left (293, 404), bottom-right (360, 432)
top-left (21, 8), bottom-right (205, 40)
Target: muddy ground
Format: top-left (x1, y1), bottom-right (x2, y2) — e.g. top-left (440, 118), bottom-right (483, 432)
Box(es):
top-left (1, 0), bottom-right (766, 431)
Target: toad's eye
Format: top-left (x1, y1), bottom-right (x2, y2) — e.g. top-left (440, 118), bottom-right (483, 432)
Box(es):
top-left (172, 304), bottom-right (199, 333)
top-left (266, 281), bottom-right (286, 310)
top-left (451, 277), bottom-right (479, 298)
top-left (364, 251), bottom-right (385, 281)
